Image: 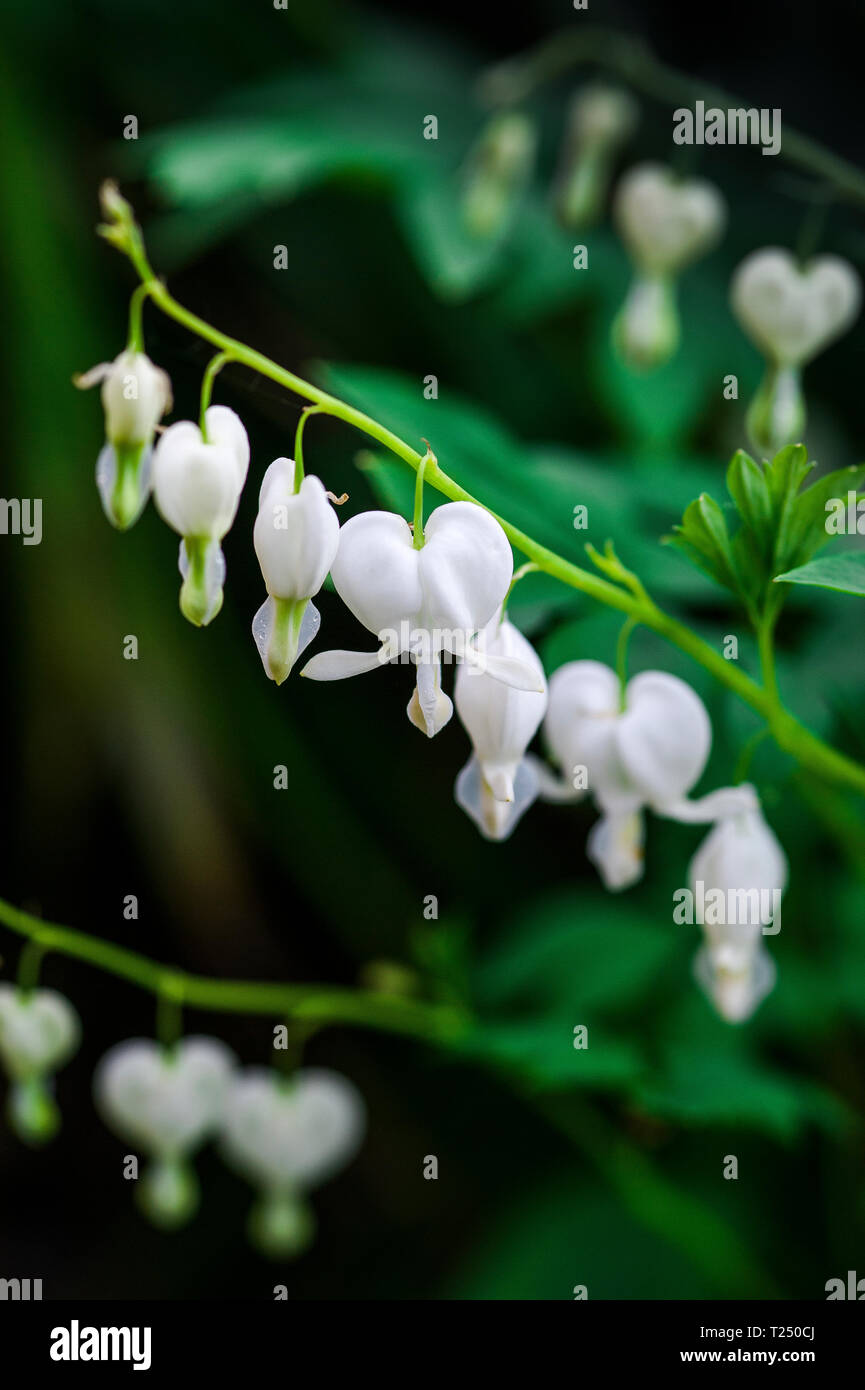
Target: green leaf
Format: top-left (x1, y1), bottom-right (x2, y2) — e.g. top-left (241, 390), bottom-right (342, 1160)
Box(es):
top-left (669, 493), bottom-right (739, 593)
top-left (726, 449), bottom-right (772, 560)
top-left (775, 551), bottom-right (865, 596)
top-left (783, 465), bottom-right (865, 568)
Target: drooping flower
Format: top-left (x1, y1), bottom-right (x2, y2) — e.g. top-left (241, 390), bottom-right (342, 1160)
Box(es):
top-left (220, 1067), bottom-right (365, 1257)
top-left (557, 85), bottom-right (637, 227)
top-left (0, 985), bottom-right (81, 1144)
top-left (75, 350), bottom-right (172, 529)
top-left (543, 661), bottom-right (752, 890)
top-left (730, 248), bottom-right (861, 453)
top-left (94, 1036), bottom-right (236, 1227)
top-left (462, 111), bottom-right (536, 240)
top-left (689, 794), bottom-right (787, 1023)
top-left (612, 163), bottom-right (726, 368)
top-left (302, 501), bottom-right (542, 737)
top-left (454, 612), bottom-right (548, 840)
top-left (152, 405), bottom-right (249, 627)
top-left (251, 457), bottom-right (340, 683)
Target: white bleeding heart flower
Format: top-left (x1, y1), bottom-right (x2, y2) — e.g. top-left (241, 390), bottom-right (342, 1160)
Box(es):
top-left (94, 1035), bottom-right (237, 1227)
top-left (612, 164), bottom-right (725, 369)
top-left (730, 248), bottom-right (862, 453)
top-left (543, 661), bottom-right (754, 890)
top-left (689, 796), bottom-right (787, 1023)
top-left (454, 613), bottom-right (548, 840)
top-left (558, 86), bottom-right (637, 227)
top-left (614, 163), bottom-right (726, 277)
top-left (153, 405), bottom-right (249, 627)
top-left (463, 111), bottom-right (536, 240)
top-left (221, 1067), bottom-right (365, 1257)
top-left (731, 248), bottom-right (861, 368)
top-left (0, 985), bottom-right (81, 1144)
top-left (252, 457), bottom-right (340, 684)
top-left (302, 502), bottom-right (541, 737)
top-left (75, 349), bottom-right (172, 530)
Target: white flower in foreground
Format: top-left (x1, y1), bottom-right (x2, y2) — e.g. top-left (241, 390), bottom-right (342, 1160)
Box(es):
top-left (730, 248), bottom-right (862, 453)
top-left (543, 661), bottom-right (752, 890)
top-left (252, 457), bottom-right (340, 683)
top-left (221, 1067), bottom-right (365, 1257)
top-left (612, 164), bottom-right (725, 368)
top-left (689, 796), bottom-right (787, 1023)
top-left (75, 349), bottom-right (172, 529)
top-left (0, 985), bottom-right (81, 1144)
top-left (153, 405), bottom-right (249, 627)
top-left (302, 502), bottom-right (542, 737)
top-left (94, 1035), bottom-right (236, 1227)
top-left (454, 613), bottom-right (548, 840)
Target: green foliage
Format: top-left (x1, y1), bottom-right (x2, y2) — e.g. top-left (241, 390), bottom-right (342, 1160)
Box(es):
top-left (668, 445), bottom-right (865, 617)
top-left (776, 551), bottom-right (865, 596)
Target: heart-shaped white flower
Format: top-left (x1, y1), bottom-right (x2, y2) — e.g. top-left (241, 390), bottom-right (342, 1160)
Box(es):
top-left (303, 502), bottom-right (541, 736)
top-left (153, 405), bottom-right (250, 626)
top-left (252, 457), bottom-right (340, 683)
top-left (454, 613), bottom-right (548, 840)
top-left (0, 985), bottom-right (81, 1082)
top-left (543, 662), bottom-right (755, 889)
top-left (94, 1036), bottom-right (236, 1158)
top-left (731, 248), bottom-right (861, 367)
top-left (75, 349), bottom-right (173, 529)
top-left (614, 163), bottom-right (726, 275)
top-left (221, 1067), bottom-right (365, 1193)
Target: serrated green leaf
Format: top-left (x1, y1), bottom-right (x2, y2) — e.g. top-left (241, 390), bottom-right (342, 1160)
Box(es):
top-left (726, 449), bottom-right (772, 559)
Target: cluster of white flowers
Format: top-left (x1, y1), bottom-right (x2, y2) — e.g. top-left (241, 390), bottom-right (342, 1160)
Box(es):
top-left (90, 1036), bottom-right (365, 1253)
top-left (76, 352), bottom-right (791, 1022)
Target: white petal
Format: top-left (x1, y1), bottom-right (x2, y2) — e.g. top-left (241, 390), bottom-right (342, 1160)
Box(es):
top-left (455, 755), bottom-right (540, 841)
top-left (586, 810), bottom-right (645, 890)
top-left (301, 648), bottom-right (389, 680)
top-left (419, 502), bottom-right (513, 633)
top-left (407, 660), bottom-right (453, 737)
top-left (616, 670), bottom-right (711, 809)
top-left (330, 510), bottom-right (422, 638)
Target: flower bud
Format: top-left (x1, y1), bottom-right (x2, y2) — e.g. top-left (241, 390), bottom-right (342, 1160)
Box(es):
top-left (152, 405), bottom-right (249, 626)
top-left (689, 797), bottom-right (787, 1022)
top-left (252, 458), bottom-right (340, 683)
top-left (557, 85), bottom-right (637, 227)
top-left (462, 112), bottom-right (536, 240)
top-left (613, 275), bottom-right (680, 371)
top-left (76, 350), bottom-right (172, 529)
top-left (0, 985), bottom-right (81, 1145)
top-left (454, 614), bottom-right (547, 840)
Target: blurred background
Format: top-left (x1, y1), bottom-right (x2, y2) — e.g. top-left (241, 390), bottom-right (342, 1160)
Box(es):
top-left (1, 0), bottom-right (865, 1300)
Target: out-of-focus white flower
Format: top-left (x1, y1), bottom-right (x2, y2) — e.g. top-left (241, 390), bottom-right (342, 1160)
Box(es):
top-left (731, 249), bottom-right (862, 453)
top-left (94, 1035), bottom-right (236, 1227)
top-left (454, 613), bottom-right (548, 840)
top-left (220, 1067), bottom-right (365, 1257)
top-left (463, 111), bottom-right (536, 240)
top-left (543, 661), bottom-right (752, 890)
top-left (252, 457), bottom-right (340, 683)
top-left (558, 85), bottom-right (637, 227)
top-left (614, 164), bottom-right (726, 276)
top-left (0, 985), bottom-right (80, 1144)
top-left (75, 349), bottom-right (172, 529)
top-left (302, 502), bottom-right (541, 737)
top-left (152, 405), bottom-right (249, 627)
top-left (689, 797), bottom-right (787, 1023)
top-left (731, 248), bottom-right (861, 368)
top-left (612, 164), bottom-right (725, 369)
